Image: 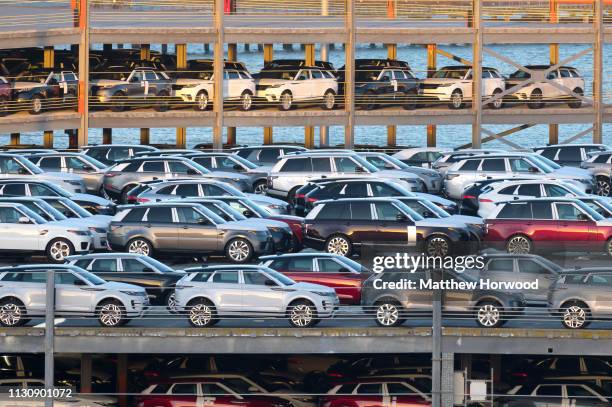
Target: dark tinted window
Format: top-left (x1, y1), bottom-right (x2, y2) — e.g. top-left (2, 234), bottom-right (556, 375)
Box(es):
top-left (531, 201), bottom-right (553, 219)
top-left (317, 203), bottom-right (349, 220)
top-left (311, 157), bottom-right (331, 172)
top-left (544, 184), bottom-right (571, 197)
top-left (371, 183), bottom-right (401, 197)
top-left (539, 148), bottom-right (557, 160)
top-left (123, 208), bottom-right (147, 222)
top-left (459, 160), bottom-right (480, 171)
top-left (280, 158), bottom-right (311, 172)
top-left (259, 148), bottom-right (281, 163)
top-left (593, 154), bottom-right (610, 164)
top-left (2, 184), bottom-right (26, 196)
top-left (350, 202), bottom-right (371, 220)
top-left (203, 184), bottom-right (229, 196)
top-left (497, 203), bottom-right (531, 219)
top-left (175, 184), bottom-right (200, 197)
top-left (498, 186), bottom-right (517, 195)
top-left (147, 207), bottom-right (173, 223)
top-left (518, 259), bottom-right (551, 274)
top-left (108, 147), bottom-right (131, 161)
top-left (150, 383), bottom-right (171, 394)
top-left (171, 383), bottom-right (197, 395)
top-left (517, 184), bottom-right (542, 197)
top-left (486, 259), bottom-right (514, 271)
top-left (168, 161), bottom-right (191, 173)
top-left (343, 183), bottom-right (368, 197)
top-left (90, 259), bottom-right (118, 272)
top-left (481, 159), bottom-right (505, 171)
top-left (157, 185), bottom-right (176, 194)
top-left (192, 157), bottom-right (213, 168)
top-left (356, 384), bottom-right (382, 394)
top-left (141, 161), bottom-right (165, 172)
top-left (212, 271), bottom-right (239, 283)
top-left (191, 271), bottom-right (213, 282)
top-left (558, 147), bottom-right (581, 161)
top-left (38, 157), bottom-right (62, 169)
top-left (536, 386), bottom-right (562, 397)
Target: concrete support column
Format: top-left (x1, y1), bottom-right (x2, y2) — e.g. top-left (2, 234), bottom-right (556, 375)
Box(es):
top-left (117, 355), bottom-right (127, 407)
top-left (9, 133), bottom-right (19, 145)
top-left (77, 0), bottom-right (90, 148)
top-left (44, 46), bottom-right (54, 69)
top-left (80, 354), bottom-right (92, 394)
top-left (320, 43), bottom-right (330, 147)
top-left (387, 43), bottom-right (397, 146)
top-left (441, 353), bottom-right (455, 407)
top-left (102, 128), bottom-right (112, 144)
top-left (213, 0), bottom-right (225, 151)
top-left (344, 0), bottom-right (355, 149)
top-left (176, 44), bottom-right (187, 147)
top-left (305, 127), bottom-right (315, 149)
top-left (549, 0), bottom-right (559, 144)
top-left (43, 131), bottom-right (54, 148)
top-left (305, 44), bottom-right (316, 147)
top-left (140, 128), bottom-right (150, 145)
top-left (471, 0), bottom-right (482, 149)
top-left (227, 43), bottom-right (238, 146)
top-left (427, 44), bottom-right (437, 146)
top-left (140, 44), bottom-right (150, 61)
top-left (593, 0), bottom-right (603, 143)
top-left (263, 44), bottom-right (274, 144)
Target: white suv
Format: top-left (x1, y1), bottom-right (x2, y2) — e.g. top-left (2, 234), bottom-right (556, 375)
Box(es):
top-left (421, 66), bottom-right (505, 109)
top-left (0, 154), bottom-right (85, 193)
top-left (256, 67), bottom-right (338, 111)
top-left (0, 202), bottom-right (93, 262)
top-left (267, 152), bottom-right (424, 200)
top-left (174, 60), bottom-right (255, 111)
top-left (507, 65), bottom-right (585, 109)
top-left (0, 264), bottom-right (148, 327)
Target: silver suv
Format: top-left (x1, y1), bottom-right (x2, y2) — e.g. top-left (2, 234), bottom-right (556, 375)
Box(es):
top-left (108, 202), bottom-right (274, 263)
top-left (102, 156), bottom-right (251, 202)
top-left (0, 264), bottom-right (148, 327)
top-left (0, 153), bottom-right (85, 193)
top-left (268, 152), bottom-right (423, 201)
top-left (581, 151), bottom-right (612, 196)
top-left (81, 144), bottom-right (158, 166)
top-left (548, 270), bottom-right (612, 329)
top-left (129, 178), bottom-right (290, 214)
top-left (175, 265), bottom-right (338, 327)
top-left (444, 152), bottom-right (594, 199)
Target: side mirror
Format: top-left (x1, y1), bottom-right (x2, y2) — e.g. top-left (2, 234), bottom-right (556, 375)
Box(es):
top-left (243, 210), bottom-right (254, 218)
top-left (233, 164), bottom-right (243, 171)
top-left (186, 169), bottom-right (198, 175)
top-left (197, 217), bottom-right (210, 225)
top-left (577, 213), bottom-right (590, 221)
top-left (264, 279), bottom-right (276, 286)
top-left (528, 166), bottom-right (539, 173)
top-left (18, 216), bottom-right (31, 224)
top-left (383, 164), bottom-right (394, 169)
top-left (355, 167), bottom-right (366, 173)
top-left (74, 279), bottom-right (87, 286)
top-left (338, 267), bottom-right (350, 273)
top-left (422, 210), bottom-right (433, 218)
top-left (396, 213), bottom-right (408, 222)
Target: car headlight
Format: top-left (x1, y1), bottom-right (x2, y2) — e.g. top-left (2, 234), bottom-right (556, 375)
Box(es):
top-left (267, 84), bottom-right (282, 89)
top-left (120, 290), bottom-right (145, 296)
top-left (401, 178), bottom-right (418, 184)
top-left (267, 204), bottom-right (285, 210)
top-left (67, 229), bottom-right (90, 236)
top-left (89, 227), bottom-right (107, 234)
top-left (268, 226), bottom-right (281, 232)
top-left (434, 83), bottom-right (452, 88)
top-left (66, 180), bottom-right (82, 185)
top-left (313, 291), bottom-right (336, 297)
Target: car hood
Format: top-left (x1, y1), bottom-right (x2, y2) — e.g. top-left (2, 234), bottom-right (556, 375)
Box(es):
top-left (291, 281), bottom-right (336, 293)
top-left (72, 193), bottom-right (113, 206)
top-left (101, 281), bottom-right (147, 292)
top-left (175, 78), bottom-right (211, 86)
top-left (271, 214), bottom-right (304, 222)
top-left (376, 169), bottom-right (420, 180)
top-left (449, 215), bottom-right (484, 225)
top-left (42, 171), bottom-right (83, 182)
top-left (45, 220), bottom-right (89, 232)
top-left (244, 193), bottom-right (287, 206)
top-left (12, 81), bottom-right (46, 90)
top-left (413, 192), bottom-right (454, 206)
top-left (415, 218), bottom-right (468, 228)
top-left (256, 78), bottom-right (289, 86)
top-left (237, 218), bottom-right (290, 230)
top-left (422, 78), bottom-right (464, 85)
top-left (246, 168), bottom-right (270, 176)
top-left (50, 218), bottom-right (109, 229)
top-left (219, 220), bottom-right (269, 232)
top-left (208, 171), bottom-right (250, 181)
top-left (551, 167), bottom-right (592, 178)
top-left (595, 218), bottom-right (612, 226)
top-left (92, 79), bottom-right (125, 87)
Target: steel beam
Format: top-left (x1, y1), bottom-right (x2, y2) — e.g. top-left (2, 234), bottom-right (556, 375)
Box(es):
top-left (550, 0), bottom-right (560, 144)
top-left (263, 44), bottom-right (273, 144)
top-left (320, 42), bottom-right (330, 147)
top-left (344, 0), bottom-right (355, 149)
top-left (387, 43), bottom-right (397, 147)
top-left (117, 355), bottom-right (127, 407)
top-left (593, 0), bottom-right (604, 143)
top-left (44, 46), bottom-right (54, 69)
top-left (458, 124), bottom-right (536, 149)
top-left (176, 127), bottom-right (187, 149)
top-left (9, 133), bottom-right (19, 145)
top-left (227, 43), bottom-right (238, 146)
top-left (77, 0), bottom-right (89, 147)
top-left (43, 131), bottom-right (54, 148)
top-left (140, 128), bottom-right (150, 145)
top-left (471, 0), bottom-right (483, 148)
top-left (140, 43), bottom-right (150, 61)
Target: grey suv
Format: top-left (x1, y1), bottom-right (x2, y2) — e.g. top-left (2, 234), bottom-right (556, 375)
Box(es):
top-left (108, 202), bottom-right (273, 263)
top-left (102, 156), bottom-right (251, 202)
top-left (82, 144), bottom-right (158, 166)
top-left (581, 151), bottom-right (612, 196)
top-left (0, 264), bottom-right (148, 327)
top-left (362, 270), bottom-right (525, 328)
top-left (0, 153), bottom-right (85, 193)
top-left (231, 145), bottom-right (307, 167)
top-left (548, 269), bottom-right (612, 329)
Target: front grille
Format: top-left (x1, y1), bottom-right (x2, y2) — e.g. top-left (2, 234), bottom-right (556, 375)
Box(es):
top-left (421, 83), bottom-right (442, 89)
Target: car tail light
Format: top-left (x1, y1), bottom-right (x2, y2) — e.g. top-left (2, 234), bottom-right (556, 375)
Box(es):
top-left (512, 372), bottom-right (528, 378)
top-left (295, 193), bottom-right (305, 199)
top-left (105, 172), bottom-right (117, 178)
top-left (110, 224), bottom-right (120, 232)
top-left (137, 197), bottom-right (150, 203)
top-left (446, 174), bottom-right (459, 180)
top-left (462, 194), bottom-right (476, 200)
top-left (306, 197), bottom-right (318, 203)
top-left (327, 372), bottom-right (343, 378)
top-left (144, 371), bottom-right (160, 379)
top-left (479, 198), bottom-right (493, 203)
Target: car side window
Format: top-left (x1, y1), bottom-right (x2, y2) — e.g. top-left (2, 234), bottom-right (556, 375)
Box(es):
top-left (531, 201), bottom-right (553, 219)
top-left (342, 183), bottom-right (368, 197)
top-left (123, 208), bottom-right (147, 222)
top-left (486, 259), bottom-right (514, 271)
top-left (311, 157), bottom-right (332, 172)
top-left (66, 157), bottom-right (89, 170)
top-left (193, 157), bottom-right (213, 168)
top-left (73, 259), bottom-right (92, 269)
top-left (107, 147), bottom-right (130, 161)
top-left (258, 149), bottom-right (280, 163)
top-left (243, 271), bottom-right (275, 285)
top-left (0, 158), bottom-right (25, 174)
top-left (217, 158), bottom-right (238, 170)
top-left (170, 383), bottom-right (197, 395)
top-left (140, 161), bottom-right (165, 172)
top-left (558, 147), bottom-right (581, 161)
top-left (497, 203), bottom-right (531, 219)
top-left (593, 154), bottom-right (611, 163)
top-left (518, 259), bottom-right (550, 274)
top-left (370, 183), bottom-right (401, 197)
top-left (356, 384), bottom-right (383, 394)
top-left (544, 184), bottom-right (571, 197)
top-left (122, 258), bottom-right (150, 272)
top-left (481, 159), bottom-right (505, 172)
top-left (517, 184), bottom-right (542, 197)
top-left (191, 272), bottom-right (213, 282)
top-left (38, 157), bottom-right (61, 169)
top-left (535, 385), bottom-right (562, 396)
top-left (311, 70), bottom-right (323, 79)
top-left (555, 203), bottom-right (584, 221)
top-left (175, 184), bottom-right (200, 197)
top-left (539, 148), bottom-right (557, 160)
top-left (168, 161), bottom-right (191, 174)
top-left (287, 258), bottom-right (313, 271)
top-left (203, 184), bottom-right (229, 196)
top-left (177, 207), bottom-right (209, 224)
top-left (2, 271), bottom-right (47, 283)
top-left (459, 160), bottom-right (480, 171)
top-left (317, 203), bottom-right (350, 220)
top-left (280, 158), bottom-right (312, 172)
top-left (374, 202), bottom-right (402, 221)
top-left (334, 157), bottom-right (360, 172)
top-left (146, 207), bottom-right (173, 223)
top-left (211, 271), bottom-right (239, 284)
top-left (350, 202), bottom-right (372, 220)
top-left (157, 185), bottom-right (177, 195)
top-left (498, 186), bottom-right (518, 195)
top-left (29, 184), bottom-right (55, 196)
top-left (90, 259), bottom-right (118, 272)
top-left (2, 184), bottom-right (26, 196)
top-left (317, 258), bottom-right (347, 272)
top-left (387, 383), bottom-right (414, 395)
top-left (55, 272), bottom-right (83, 285)
top-left (0, 207), bottom-right (24, 223)
top-left (201, 384), bottom-right (230, 395)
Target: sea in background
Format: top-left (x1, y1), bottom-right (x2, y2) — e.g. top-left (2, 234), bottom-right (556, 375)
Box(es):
top-left (2, 42), bottom-right (611, 149)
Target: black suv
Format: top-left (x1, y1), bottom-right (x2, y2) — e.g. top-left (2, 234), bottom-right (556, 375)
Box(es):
top-left (303, 197), bottom-right (477, 257)
top-left (535, 143), bottom-right (609, 167)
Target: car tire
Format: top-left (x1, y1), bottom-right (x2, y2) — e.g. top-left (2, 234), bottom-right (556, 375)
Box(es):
top-left (253, 180), bottom-right (267, 195)
top-left (154, 90), bottom-right (170, 112)
top-left (30, 94), bottom-right (44, 115)
top-left (0, 298), bottom-right (28, 327)
top-left (402, 90), bottom-right (418, 110)
top-left (596, 176), bottom-right (611, 197)
top-left (489, 88), bottom-right (504, 109)
top-left (287, 299), bottom-right (317, 328)
top-left (568, 87), bottom-right (583, 108)
top-left (325, 234), bottom-right (352, 257)
top-left (425, 235), bottom-right (451, 257)
top-left (45, 238), bottom-right (75, 263)
top-left (528, 89), bottom-right (544, 109)
top-left (225, 238), bottom-right (254, 263)
top-left (322, 90), bottom-right (336, 110)
top-left (374, 299), bottom-right (405, 327)
top-left (280, 91), bottom-right (293, 111)
top-left (0, 97), bottom-right (8, 116)
top-left (194, 91), bottom-right (209, 111)
top-left (475, 301), bottom-right (503, 328)
top-left (240, 90), bottom-right (253, 111)
top-left (449, 90), bottom-right (464, 109)
top-left (506, 234), bottom-right (532, 254)
top-left (165, 292), bottom-right (178, 314)
top-left (606, 238), bottom-right (612, 256)
top-left (561, 301), bottom-right (590, 329)
top-left (96, 299), bottom-right (126, 327)
top-left (187, 298), bottom-right (217, 327)
top-left (127, 237), bottom-right (153, 257)
top-left (110, 91), bottom-right (127, 112)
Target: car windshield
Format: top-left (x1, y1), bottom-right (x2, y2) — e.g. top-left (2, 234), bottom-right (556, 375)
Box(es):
top-left (532, 154), bottom-right (561, 170)
top-left (141, 257), bottom-right (175, 273)
top-left (523, 157), bottom-right (553, 174)
top-left (378, 154), bottom-right (410, 169)
top-left (194, 204), bottom-right (226, 224)
top-left (13, 156), bottom-right (43, 175)
top-left (258, 69), bottom-right (298, 80)
top-left (74, 268), bottom-right (105, 285)
top-left (350, 155), bottom-right (381, 173)
top-left (55, 199), bottom-right (91, 218)
top-left (264, 267), bottom-right (295, 286)
top-left (228, 155), bottom-right (258, 170)
top-left (215, 202), bottom-right (247, 221)
top-left (29, 201), bottom-right (67, 221)
top-left (393, 201), bottom-right (425, 221)
top-left (574, 200), bottom-right (605, 221)
top-left (432, 67), bottom-right (469, 79)
top-left (78, 155), bottom-right (108, 170)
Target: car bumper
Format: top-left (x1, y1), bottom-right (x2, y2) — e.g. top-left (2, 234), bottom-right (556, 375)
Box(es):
top-left (92, 232), bottom-right (108, 250)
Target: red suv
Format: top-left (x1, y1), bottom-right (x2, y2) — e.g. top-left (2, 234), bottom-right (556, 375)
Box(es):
top-left (136, 378), bottom-right (292, 407)
top-left (259, 253), bottom-right (371, 305)
top-left (320, 378), bottom-right (431, 407)
top-left (484, 198), bottom-right (612, 256)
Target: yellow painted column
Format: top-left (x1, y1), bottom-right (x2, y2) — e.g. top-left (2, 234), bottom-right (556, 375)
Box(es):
top-left (227, 43), bottom-right (238, 146)
top-left (263, 44), bottom-right (274, 144)
top-left (426, 44), bottom-right (437, 146)
top-left (176, 44), bottom-right (187, 148)
top-left (387, 43), bottom-right (397, 146)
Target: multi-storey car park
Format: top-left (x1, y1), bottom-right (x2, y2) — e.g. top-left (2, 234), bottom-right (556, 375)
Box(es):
top-left (0, 1), bottom-right (612, 407)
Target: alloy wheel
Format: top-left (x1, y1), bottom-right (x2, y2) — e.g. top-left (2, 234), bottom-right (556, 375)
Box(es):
top-left (507, 236), bottom-right (530, 254)
top-left (254, 183), bottom-right (267, 194)
top-left (166, 293), bottom-right (177, 313)
top-left (228, 239), bottom-right (250, 262)
top-left (596, 179), bottom-right (611, 197)
top-left (49, 240), bottom-right (71, 261)
top-left (128, 239), bottom-right (150, 256)
top-left (0, 303), bottom-right (22, 326)
top-left (477, 304), bottom-right (500, 327)
top-left (324, 92), bottom-right (335, 109)
top-left (563, 305), bottom-right (586, 329)
top-left (426, 237), bottom-right (449, 257)
top-left (190, 303), bottom-right (212, 327)
top-left (290, 304), bottom-right (313, 327)
top-left (451, 92), bottom-right (462, 109)
top-left (99, 303), bottom-right (122, 327)
top-left (326, 236), bottom-right (349, 256)
top-left (197, 92), bottom-right (208, 110)
top-left (32, 97), bottom-right (42, 113)
top-left (242, 93), bottom-right (253, 110)
top-left (376, 303), bottom-right (399, 326)
top-left (281, 93), bottom-right (292, 110)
